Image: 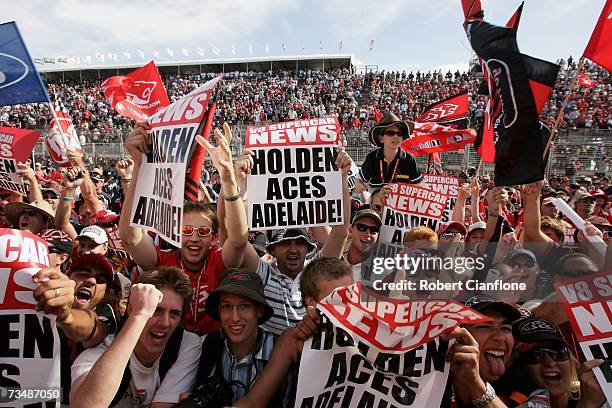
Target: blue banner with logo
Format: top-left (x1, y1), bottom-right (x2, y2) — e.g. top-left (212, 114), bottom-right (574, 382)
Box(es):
top-left (0, 22), bottom-right (50, 107)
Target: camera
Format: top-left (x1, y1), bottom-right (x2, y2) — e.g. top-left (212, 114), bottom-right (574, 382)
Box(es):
top-left (175, 376), bottom-right (233, 408)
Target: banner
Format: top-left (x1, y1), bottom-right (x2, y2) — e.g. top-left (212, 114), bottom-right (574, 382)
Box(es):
top-left (0, 127), bottom-right (41, 195)
top-left (416, 91), bottom-right (469, 128)
top-left (46, 101), bottom-right (84, 167)
top-left (101, 61), bottom-right (170, 121)
top-left (583, 0), bottom-right (612, 71)
top-left (129, 76), bottom-right (222, 247)
top-left (0, 22), bottom-right (50, 107)
top-left (0, 229), bottom-right (61, 406)
top-left (578, 74), bottom-right (597, 88)
top-left (401, 122), bottom-right (475, 156)
top-left (420, 174), bottom-right (459, 229)
top-left (245, 117), bottom-right (343, 230)
top-left (379, 183), bottom-right (449, 243)
top-left (555, 270), bottom-right (612, 402)
top-left (294, 283), bottom-right (489, 407)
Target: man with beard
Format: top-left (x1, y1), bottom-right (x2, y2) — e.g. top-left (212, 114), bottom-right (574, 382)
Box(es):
top-left (120, 123), bottom-right (249, 336)
top-left (572, 192), bottom-right (596, 220)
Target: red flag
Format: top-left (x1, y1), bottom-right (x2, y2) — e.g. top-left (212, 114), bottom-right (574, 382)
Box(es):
top-left (416, 91), bottom-right (469, 128)
top-left (401, 122), bottom-right (476, 156)
top-left (0, 127), bottom-right (40, 162)
top-left (427, 152), bottom-right (444, 175)
top-left (373, 106), bottom-right (384, 121)
top-left (102, 61), bottom-right (170, 121)
top-left (583, 0), bottom-right (612, 71)
top-left (506, 2), bottom-right (524, 30)
top-left (461, 0), bottom-right (483, 20)
top-left (578, 73), bottom-right (597, 88)
top-left (47, 101), bottom-right (83, 167)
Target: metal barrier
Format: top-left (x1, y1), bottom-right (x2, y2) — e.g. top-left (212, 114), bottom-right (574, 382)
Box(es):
top-left (32, 128), bottom-right (610, 178)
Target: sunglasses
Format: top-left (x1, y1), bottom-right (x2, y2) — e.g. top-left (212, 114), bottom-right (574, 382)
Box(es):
top-left (511, 261), bottom-right (536, 268)
top-left (520, 347), bottom-right (570, 365)
top-left (355, 223), bottom-right (380, 234)
top-left (440, 232), bottom-right (464, 238)
top-left (22, 210), bottom-right (42, 217)
top-left (182, 225), bottom-right (213, 237)
top-left (382, 130), bottom-right (404, 137)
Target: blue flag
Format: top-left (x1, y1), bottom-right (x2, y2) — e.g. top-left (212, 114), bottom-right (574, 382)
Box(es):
top-left (0, 22), bottom-right (50, 107)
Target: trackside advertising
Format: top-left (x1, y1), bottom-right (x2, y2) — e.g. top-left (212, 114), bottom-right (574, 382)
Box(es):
top-left (245, 117), bottom-right (343, 230)
top-left (555, 270), bottom-right (612, 403)
top-left (129, 76), bottom-right (222, 247)
top-left (0, 229), bottom-right (61, 407)
top-left (294, 283), bottom-right (489, 407)
top-left (0, 127), bottom-right (40, 195)
top-left (379, 183), bottom-right (450, 243)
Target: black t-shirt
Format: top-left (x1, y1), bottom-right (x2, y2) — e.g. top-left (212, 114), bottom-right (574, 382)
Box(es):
top-left (359, 148), bottom-right (423, 187)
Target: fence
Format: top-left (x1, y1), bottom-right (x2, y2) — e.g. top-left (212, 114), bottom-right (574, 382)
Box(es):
top-left (32, 127), bottom-right (610, 177)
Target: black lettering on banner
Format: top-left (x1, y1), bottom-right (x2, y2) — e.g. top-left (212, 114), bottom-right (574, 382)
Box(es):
top-left (132, 197), bottom-right (181, 242)
top-left (23, 315), bottom-right (54, 358)
top-left (311, 175), bottom-right (326, 198)
top-left (0, 314), bottom-right (20, 357)
top-left (391, 230), bottom-right (403, 243)
top-left (281, 177), bottom-right (298, 200)
top-left (148, 127), bottom-right (194, 164)
top-left (348, 354), bottom-right (374, 384)
top-left (152, 168), bottom-right (173, 200)
top-left (393, 377), bottom-right (419, 405)
top-left (370, 371), bottom-right (391, 395)
top-left (588, 341), bottom-right (611, 382)
top-left (0, 363), bottom-right (20, 388)
top-left (266, 178), bottom-right (283, 200)
top-left (326, 352), bottom-right (348, 388)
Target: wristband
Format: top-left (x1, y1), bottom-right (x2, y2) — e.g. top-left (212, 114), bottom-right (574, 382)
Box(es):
top-left (62, 196), bottom-right (74, 201)
top-left (223, 186), bottom-right (242, 202)
top-left (121, 178), bottom-right (132, 182)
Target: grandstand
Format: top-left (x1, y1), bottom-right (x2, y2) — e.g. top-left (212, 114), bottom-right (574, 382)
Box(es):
top-left (3, 54), bottom-right (610, 178)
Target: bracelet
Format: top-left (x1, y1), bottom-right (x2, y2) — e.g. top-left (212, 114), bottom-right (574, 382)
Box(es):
top-left (223, 186), bottom-right (242, 202)
top-left (121, 178), bottom-right (132, 182)
top-left (62, 196), bottom-right (74, 201)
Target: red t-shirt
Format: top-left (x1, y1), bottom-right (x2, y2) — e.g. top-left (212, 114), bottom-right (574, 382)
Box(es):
top-left (156, 245), bottom-right (225, 335)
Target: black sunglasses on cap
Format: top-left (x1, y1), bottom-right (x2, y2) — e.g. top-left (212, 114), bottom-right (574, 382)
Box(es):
top-left (520, 346), bottom-right (570, 365)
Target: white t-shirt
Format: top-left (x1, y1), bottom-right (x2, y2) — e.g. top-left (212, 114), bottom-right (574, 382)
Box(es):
top-left (71, 331), bottom-right (201, 407)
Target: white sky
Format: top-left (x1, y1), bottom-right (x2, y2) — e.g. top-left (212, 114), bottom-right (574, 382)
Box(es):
top-left (2, 0), bottom-right (605, 72)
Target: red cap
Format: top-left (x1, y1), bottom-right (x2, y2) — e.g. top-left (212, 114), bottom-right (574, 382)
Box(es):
top-left (439, 221), bottom-right (467, 236)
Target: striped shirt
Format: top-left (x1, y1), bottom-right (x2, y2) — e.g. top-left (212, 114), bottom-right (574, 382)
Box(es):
top-left (216, 329), bottom-right (275, 401)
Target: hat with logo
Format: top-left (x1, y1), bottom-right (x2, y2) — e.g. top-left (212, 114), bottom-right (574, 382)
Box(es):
top-left (77, 225), bottom-right (109, 244)
top-left (205, 269), bottom-right (273, 324)
top-left (513, 317), bottom-right (567, 352)
top-left (464, 295), bottom-right (522, 322)
top-left (265, 228), bottom-right (316, 253)
top-left (439, 221), bottom-right (467, 236)
top-left (467, 221), bottom-right (487, 234)
top-left (40, 229), bottom-right (73, 255)
top-left (88, 209), bottom-right (119, 226)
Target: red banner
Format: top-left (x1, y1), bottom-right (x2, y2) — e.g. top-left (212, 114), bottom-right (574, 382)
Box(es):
top-left (583, 0), bottom-right (612, 71)
top-left (245, 116), bottom-right (340, 148)
top-left (0, 127), bottom-right (41, 162)
top-left (416, 91), bottom-right (469, 126)
top-left (578, 74), bottom-right (597, 88)
top-left (401, 122), bottom-right (476, 156)
top-left (46, 102), bottom-right (83, 167)
top-left (102, 61), bottom-right (170, 121)
top-left (0, 229), bottom-right (49, 310)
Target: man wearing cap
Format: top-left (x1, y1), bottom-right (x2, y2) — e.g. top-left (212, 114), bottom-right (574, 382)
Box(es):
top-left (541, 197), bottom-right (559, 219)
top-left (192, 270), bottom-right (275, 402)
top-left (90, 167), bottom-right (112, 209)
top-left (446, 295), bottom-right (522, 407)
top-left (76, 225), bottom-right (109, 257)
top-left (40, 228), bottom-right (73, 268)
top-left (344, 205), bottom-right (381, 280)
top-left (4, 199), bottom-right (55, 235)
top-left (42, 187), bottom-right (61, 211)
top-left (572, 191), bottom-right (596, 220)
top-left (505, 249), bottom-right (542, 301)
top-left (466, 220), bottom-right (487, 255)
top-left (357, 113), bottom-right (423, 189)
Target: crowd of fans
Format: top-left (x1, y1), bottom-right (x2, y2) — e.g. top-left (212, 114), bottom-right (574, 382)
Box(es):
top-left (1, 56), bottom-right (609, 142)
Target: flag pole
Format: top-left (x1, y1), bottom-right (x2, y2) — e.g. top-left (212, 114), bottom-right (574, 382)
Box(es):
top-left (543, 56), bottom-right (586, 159)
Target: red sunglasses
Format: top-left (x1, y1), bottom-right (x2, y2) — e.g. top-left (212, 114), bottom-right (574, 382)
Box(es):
top-left (182, 225), bottom-right (213, 237)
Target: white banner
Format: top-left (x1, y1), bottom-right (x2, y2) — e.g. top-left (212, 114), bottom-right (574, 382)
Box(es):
top-left (130, 76), bottom-right (222, 247)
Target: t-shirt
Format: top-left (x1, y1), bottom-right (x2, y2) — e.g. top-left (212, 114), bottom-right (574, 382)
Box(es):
top-left (71, 331), bottom-right (201, 407)
top-left (156, 245), bottom-right (225, 336)
top-left (358, 148), bottom-right (423, 188)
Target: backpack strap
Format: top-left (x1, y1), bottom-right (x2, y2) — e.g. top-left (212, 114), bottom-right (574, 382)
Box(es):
top-left (195, 330), bottom-right (225, 384)
top-left (109, 327), bottom-right (184, 406)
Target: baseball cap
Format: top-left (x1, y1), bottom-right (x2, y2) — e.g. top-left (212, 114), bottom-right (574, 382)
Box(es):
top-left (90, 168), bottom-right (104, 180)
top-left (513, 317), bottom-right (567, 352)
top-left (575, 191), bottom-right (595, 202)
top-left (205, 269), bottom-right (273, 324)
top-left (40, 229), bottom-right (73, 255)
top-left (352, 205), bottom-right (382, 226)
top-left (560, 177), bottom-right (570, 183)
top-left (505, 249), bottom-right (538, 266)
top-left (467, 221), bottom-right (487, 234)
top-left (88, 209), bottom-right (119, 226)
top-left (77, 225), bottom-right (108, 244)
top-left (42, 188), bottom-right (61, 198)
top-left (464, 295), bottom-right (522, 322)
top-left (68, 253), bottom-right (114, 283)
top-left (541, 197), bottom-right (556, 206)
top-left (439, 221), bottom-right (467, 236)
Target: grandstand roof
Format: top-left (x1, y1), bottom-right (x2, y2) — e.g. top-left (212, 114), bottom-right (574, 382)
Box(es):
top-left (38, 54), bottom-right (355, 80)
